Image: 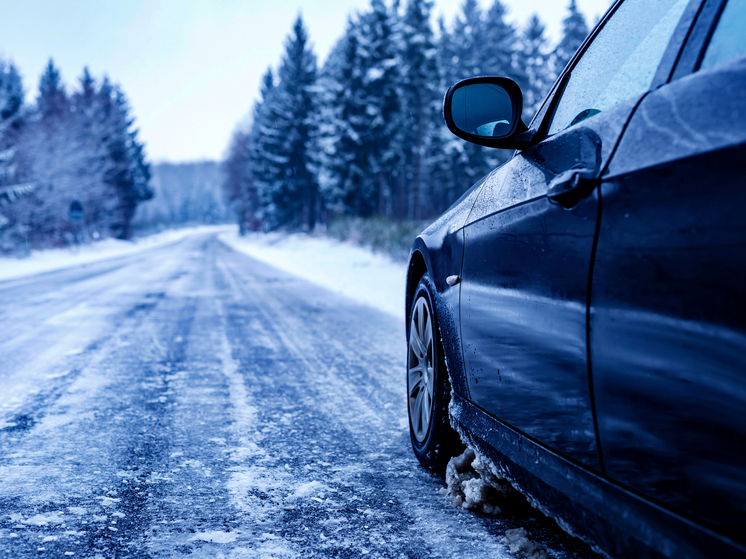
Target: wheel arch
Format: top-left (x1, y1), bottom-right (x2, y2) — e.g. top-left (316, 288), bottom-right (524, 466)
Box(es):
top-left (405, 245), bottom-right (430, 333)
top-left (405, 237), bottom-right (470, 399)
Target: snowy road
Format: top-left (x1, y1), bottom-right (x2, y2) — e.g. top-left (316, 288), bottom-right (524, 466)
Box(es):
top-left (0, 231), bottom-right (596, 558)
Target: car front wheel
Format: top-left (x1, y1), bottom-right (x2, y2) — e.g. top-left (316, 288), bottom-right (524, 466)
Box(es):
top-left (408, 276), bottom-right (463, 473)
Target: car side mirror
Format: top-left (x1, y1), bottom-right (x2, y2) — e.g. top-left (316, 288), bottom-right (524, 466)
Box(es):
top-left (443, 77), bottom-right (534, 149)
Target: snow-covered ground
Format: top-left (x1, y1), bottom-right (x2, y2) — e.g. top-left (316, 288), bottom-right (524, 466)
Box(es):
top-left (219, 230), bottom-right (407, 320)
top-left (0, 227), bottom-right (595, 558)
top-left (0, 230), bottom-right (511, 558)
top-left (0, 225), bottom-right (408, 427)
top-left (1, 226), bottom-right (407, 321)
top-left (0, 225), bottom-right (233, 283)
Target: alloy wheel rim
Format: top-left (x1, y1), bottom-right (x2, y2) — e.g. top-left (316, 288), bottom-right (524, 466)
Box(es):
top-left (408, 295), bottom-right (435, 442)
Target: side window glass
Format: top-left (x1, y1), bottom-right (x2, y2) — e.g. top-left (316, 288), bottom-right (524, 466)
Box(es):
top-left (700, 0), bottom-right (746, 70)
top-left (548, 0), bottom-right (689, 135)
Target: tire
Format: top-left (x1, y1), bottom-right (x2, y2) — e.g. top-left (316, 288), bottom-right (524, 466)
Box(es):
top-left (407, 275), bottom-right (464, 474)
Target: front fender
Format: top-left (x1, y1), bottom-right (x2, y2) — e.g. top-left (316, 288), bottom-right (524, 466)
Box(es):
top-left (405, 177), bottom-right (487, 400)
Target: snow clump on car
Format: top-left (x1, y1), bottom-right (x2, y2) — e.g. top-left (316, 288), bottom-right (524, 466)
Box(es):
top-left (500, 528), bottom-right (550, 559)
top-left (443, 447), bottom-right (513, 514)
top-left (443, 448), bottom-right (551, 558)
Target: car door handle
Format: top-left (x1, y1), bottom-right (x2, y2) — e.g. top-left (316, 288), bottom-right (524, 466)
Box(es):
top-left (547, 169), bottom-right (598, 208)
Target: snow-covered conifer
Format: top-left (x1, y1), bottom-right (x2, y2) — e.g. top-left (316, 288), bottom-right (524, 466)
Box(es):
top-left (255, 16), bottom-right (318, 230)
top-left (0, 60), bottom-right (23, 122)
top-left (437, 16), bottom-right (457, 87)
top-left (449, 0), bottom-right (485, 82)
top-left (223, 127), bottom-right (253, 234)
top-left (15, 62), bottom-right (81, 245)
top-left (104, 86), bottom-right (152, 239)
top-left (318, 0), bottom-right (402, 219)
top-left (316, 20), bottom-right (368, 216)
top-left (246, 67), bottom-right (279, 229)
top-left (357, 0), bottom-right (402, 217)
top-left (37, 59), bottom-right (68, 121)
top-left (482, 1), bottom-right (523, 84)
top-left (0, 57), bottom-right (33, 250)
top-left (434, 0), bottom-right (510, 206)
top-left (0, 58), bottom-right (25, 187)
top-left (520, 14), bottom-right (553, 121)
top-left (1, 59), bottom-right (150, 251)
top-left (399, 0), bottom-right (440, 219)
top-left (554, 0), bottom-right (589, 76)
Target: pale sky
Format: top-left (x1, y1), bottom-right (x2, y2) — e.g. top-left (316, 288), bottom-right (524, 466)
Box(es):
top-left (0, 0), bottom-right (612, 163)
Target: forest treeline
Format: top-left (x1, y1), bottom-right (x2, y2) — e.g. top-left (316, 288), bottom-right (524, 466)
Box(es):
top-left (224, 0), bottom-right (589, 233)
top-left (133, 161), bottom-right (230, 232)
top-left (0, 59), bottom-right (151, 254)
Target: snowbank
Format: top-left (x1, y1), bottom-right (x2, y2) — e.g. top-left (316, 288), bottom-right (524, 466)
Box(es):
top-left (218, 230), bottom-right (407, 320)
top-left (0, 225), bottom-right (233, 282)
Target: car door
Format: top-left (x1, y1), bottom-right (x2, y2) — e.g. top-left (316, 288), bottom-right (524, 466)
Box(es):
top-left (590, 0), bottom-right (746, 542)
top-left (459, 0), bottom-right (693, 470)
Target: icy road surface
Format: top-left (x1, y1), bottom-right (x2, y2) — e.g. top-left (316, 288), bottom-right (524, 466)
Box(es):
top-left (0, 231), bottom-right (596, 558)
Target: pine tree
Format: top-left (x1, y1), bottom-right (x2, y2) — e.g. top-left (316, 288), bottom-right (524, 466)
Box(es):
top-left (37, 59), bottom-right (68, 121)
top-left (0, 59), bottom-right (27, 196)
top-left (399, 0), bottom-right (440, 219)
top-left (66, 68), bottom-right (120, 236)
top-left (0, 57), bottom-right (34, 248)
top-left (246, 67), bottom-right (277, 230)
top-left (224, 60), bottom-right (271, 237)
top-left (0, 60), bottom-right (23, 122)
top-left (357, 0), bottom-right (402, 217)
top-left (520, 14), bottom-right (553, 121)
top-left (73, 67), bottom-right (98, 118)
top-left (437, 16), bottom-right (455, 88)
top-left (317, 20), bottom-right (369, 216)
top-left (449, 0), bottom-right (485, 82)
top-left (433, 0), bottom-right (512, 208)
top-left (482, 0), bottom-right (523, 83)
top-left (223, 127), bottom-right (253, 233)
top-left (318, 0), bottom-right (402, 219)
top-left (554, 0), bottom-right (589, 76)
top-left (1, 61), bottom-right (151, 251)
top-left (256, 15), bottom-right (318, 230)
top-left (81, 77), bottom-right (153, 239)
top-left (105, 86), bottom-right (152, 239)
top-left (127, 124), bottom-right (153, 217)
top-left (430, 15), bottom-right (463, 215)
top-left (21, 60), bottom-right (80, 245)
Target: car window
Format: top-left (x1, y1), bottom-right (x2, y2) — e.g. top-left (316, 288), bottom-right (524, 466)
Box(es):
top-left (700, 0), bottom-right (746, 70)
top-left (548, 0), bottom-right (689, 135)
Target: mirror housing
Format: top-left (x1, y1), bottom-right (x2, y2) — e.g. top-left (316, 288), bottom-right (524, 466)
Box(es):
top-left (443, 76), bottom-right (535, 149)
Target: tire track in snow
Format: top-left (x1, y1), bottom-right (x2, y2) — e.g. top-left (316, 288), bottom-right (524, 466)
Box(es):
top-left (214, 240), bottom-right (517, 558)
top-left (214, 296), bottom-right (300, 558)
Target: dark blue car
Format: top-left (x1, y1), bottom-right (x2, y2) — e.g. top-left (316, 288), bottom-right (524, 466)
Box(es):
top-left (405, 0), bottom-right (746, 556)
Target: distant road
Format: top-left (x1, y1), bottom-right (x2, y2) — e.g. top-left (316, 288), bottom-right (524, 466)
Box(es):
top-left (0, 231), bottom-right (592, 558)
